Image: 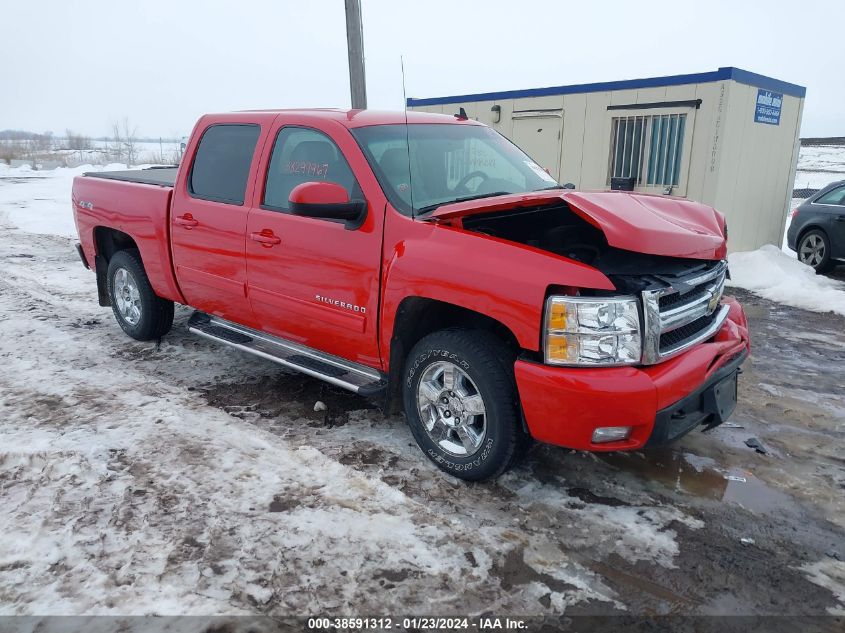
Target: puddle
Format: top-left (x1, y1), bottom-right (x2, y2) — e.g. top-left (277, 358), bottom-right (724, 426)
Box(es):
top-left (599, 449), bottom-right (794, 515)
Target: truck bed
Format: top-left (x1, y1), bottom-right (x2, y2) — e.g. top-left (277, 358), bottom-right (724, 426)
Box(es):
top-left (83, 167), bottom-right (177, 188)
top-left (73, 169), bottom-right (184, 304)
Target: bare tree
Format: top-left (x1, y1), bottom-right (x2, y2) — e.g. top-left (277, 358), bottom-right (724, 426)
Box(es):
top-left (30, 131), bottom-right (53, 153)
top-left (109, 121), bottom-right (123, 163)
top-left (111, 118), bottom-right (138, 165)
top-left (64, 129), bottom-right (92, 150)
top-left (0, 141), bottom-right (19, 164)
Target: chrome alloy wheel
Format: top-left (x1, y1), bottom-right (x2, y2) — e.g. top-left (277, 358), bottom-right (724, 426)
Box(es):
top-left (416, 361), bottom-right (487, 457)
top-left (113, 267), bottom-right (142, 326)
top-left (799, 233), bottom-right (826, 268)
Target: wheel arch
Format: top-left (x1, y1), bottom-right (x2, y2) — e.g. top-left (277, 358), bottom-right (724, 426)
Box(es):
top-left (92, 227), bottom-right (140, 306)
top-left (90, 225), bottom-right (184, 306)
top-left (796, 224), bottom-right (830, 246)
top-left (384, 296), bottom-right (522, 414)
top-left (93, 226), bottom-right (139, 261)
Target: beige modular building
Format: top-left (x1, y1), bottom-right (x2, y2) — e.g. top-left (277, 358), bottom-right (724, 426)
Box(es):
top-left (407, 67), bottom-right (805, 253)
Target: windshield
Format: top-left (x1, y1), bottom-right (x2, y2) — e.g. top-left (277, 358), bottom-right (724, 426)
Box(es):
top-left (351, 123), bottom-right (560, 216)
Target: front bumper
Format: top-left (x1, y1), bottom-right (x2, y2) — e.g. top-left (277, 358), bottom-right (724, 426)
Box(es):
top-left (514, 298), bottom-right (750, 451)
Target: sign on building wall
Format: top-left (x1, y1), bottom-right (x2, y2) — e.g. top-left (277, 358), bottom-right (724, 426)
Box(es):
top-left (754, 89), bottom-right (782, 125)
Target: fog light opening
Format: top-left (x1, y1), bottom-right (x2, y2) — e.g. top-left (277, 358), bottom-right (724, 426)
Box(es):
top-left (592, 426), bottom-right (633, 443)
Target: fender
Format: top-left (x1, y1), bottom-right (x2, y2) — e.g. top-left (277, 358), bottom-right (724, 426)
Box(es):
top-left (379, 220), bottom-right (615, 361)
top-left (73, 176), bottom-right (186, 304)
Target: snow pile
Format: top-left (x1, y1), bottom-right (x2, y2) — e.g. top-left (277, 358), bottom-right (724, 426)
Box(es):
top-left (728, 245), bottom-right (845, 317)
top-left (0, 163), bottom-right (145, 237)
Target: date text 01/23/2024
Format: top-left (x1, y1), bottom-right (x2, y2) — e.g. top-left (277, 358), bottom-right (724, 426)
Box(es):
top-left (307, 616), bottom-right (528, 630)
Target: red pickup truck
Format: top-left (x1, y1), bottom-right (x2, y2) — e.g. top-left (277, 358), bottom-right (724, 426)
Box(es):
top-left (73, 109), bottom-right (750, 480)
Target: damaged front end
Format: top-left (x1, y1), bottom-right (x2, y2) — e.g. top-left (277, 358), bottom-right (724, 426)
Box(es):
top-left (425, 189), bottom-right (749, 450)
top-left (456, 196), bottom-right (731, 366)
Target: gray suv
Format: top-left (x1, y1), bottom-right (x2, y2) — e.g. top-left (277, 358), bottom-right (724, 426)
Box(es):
top-left (786, 180), bottom-right (845, 273)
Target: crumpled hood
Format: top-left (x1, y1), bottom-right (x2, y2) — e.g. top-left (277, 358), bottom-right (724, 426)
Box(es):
top-left (427, 190), bottom-right (728, 260)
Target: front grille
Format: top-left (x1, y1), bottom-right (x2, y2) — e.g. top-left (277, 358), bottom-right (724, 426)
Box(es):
top-left (642, 261), bottom-right (729, 364)
top-left (658, 291), bottom-right (687, 310)
top-left (658, 286), bottom-right (710, 310)
top-left (659, 312), bottom-right (719, 352)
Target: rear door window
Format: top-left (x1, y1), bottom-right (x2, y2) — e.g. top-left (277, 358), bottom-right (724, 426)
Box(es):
top-left (815, 185), bottom-right (845, 206)
top-left (189, 124), bottom-right (261, 205)
top-left (263, 127), bottom-right (360, 211)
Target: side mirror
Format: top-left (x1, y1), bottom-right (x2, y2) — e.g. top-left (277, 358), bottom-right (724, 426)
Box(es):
top-left (288, 181), bottom-right (365, 224)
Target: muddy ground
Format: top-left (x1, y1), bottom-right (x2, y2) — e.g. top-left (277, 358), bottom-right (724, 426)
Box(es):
top-left (199, 287), bottom-right (845, 616)
top-left (0, 225), bottom-right (843, 623)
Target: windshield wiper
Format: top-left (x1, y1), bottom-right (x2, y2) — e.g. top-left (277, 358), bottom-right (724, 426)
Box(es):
top-left (533, 185), bottom-right (566, 191)
top-left (415, 191), bottom-right (511, 216)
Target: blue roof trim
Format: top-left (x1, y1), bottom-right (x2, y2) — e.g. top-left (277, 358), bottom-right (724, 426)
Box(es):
top-left (406, 67), bottom-right (806, 107)
top-left (727, 68), bottom-right (806, 98)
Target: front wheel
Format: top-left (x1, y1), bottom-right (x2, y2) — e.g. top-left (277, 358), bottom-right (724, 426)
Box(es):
top-left (107, 249), bottom-right (174, 340)
top-left (402, 329), bottom-right (525, 481)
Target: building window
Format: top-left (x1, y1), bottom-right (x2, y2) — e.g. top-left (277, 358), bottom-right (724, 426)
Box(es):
top-left (609, 114), bottom-right (686, 187)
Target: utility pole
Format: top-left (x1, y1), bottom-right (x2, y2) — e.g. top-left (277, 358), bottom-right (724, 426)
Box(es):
top-left (345, 0), bottom-right (367, 110)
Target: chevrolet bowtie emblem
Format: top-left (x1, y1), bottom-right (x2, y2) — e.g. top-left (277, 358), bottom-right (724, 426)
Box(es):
top-left (707, 290), bottom-right (721, 314)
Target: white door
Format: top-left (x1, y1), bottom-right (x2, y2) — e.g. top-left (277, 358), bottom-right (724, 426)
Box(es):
top-left (511, 111), bottom-right (563, 181)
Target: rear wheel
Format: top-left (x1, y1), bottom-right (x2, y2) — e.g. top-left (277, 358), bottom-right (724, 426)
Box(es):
top-left (107, 249), bottom-right (174, 340)
top-left (403, 328), bottom-right (525, 481)
top-left (798, 229), bottom-right (835, 273)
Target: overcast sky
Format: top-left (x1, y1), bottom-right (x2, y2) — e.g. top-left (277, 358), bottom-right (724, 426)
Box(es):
top-left (1, 0), bottom-right (840, 138)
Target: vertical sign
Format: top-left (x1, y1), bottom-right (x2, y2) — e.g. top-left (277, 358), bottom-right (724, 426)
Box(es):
top-left (754, 89), bottom-right (782, 125)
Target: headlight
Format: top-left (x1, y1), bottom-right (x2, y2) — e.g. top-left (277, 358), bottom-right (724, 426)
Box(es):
top-left (544, 296), bottom-right (641, 366)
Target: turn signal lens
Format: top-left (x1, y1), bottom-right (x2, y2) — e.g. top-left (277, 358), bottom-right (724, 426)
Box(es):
top-left (546, 334), bottom-right (577, 363)
top-left (547, 302), bottom-right (568, 330)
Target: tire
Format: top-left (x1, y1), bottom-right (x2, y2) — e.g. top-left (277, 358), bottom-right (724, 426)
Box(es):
top-left (797, 229), bottom-right (835, 274)
top-left (107, 249), bottom-right (174, 341)
top-left (403, 328), bottom-right (525, 481)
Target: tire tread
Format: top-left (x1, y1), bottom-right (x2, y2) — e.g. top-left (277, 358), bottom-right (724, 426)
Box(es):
top-left (404, 327), bottom-right (527, 481)
top-left (107, 249), bottom-right (174, 341)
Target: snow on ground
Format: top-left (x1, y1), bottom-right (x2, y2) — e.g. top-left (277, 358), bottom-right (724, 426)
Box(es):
top-left (728, 245), bottom-right (845, 318)
top-left (794, 144), bottom-right (845, 190)
top-left (7, 139), bottom-right (182, 170)
top-left (0, 163), bottom-right (146, 237)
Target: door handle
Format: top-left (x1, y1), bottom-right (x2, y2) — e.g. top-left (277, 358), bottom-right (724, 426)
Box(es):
top-left (250, 229), bottom-right (281, 246)
top-left (835, 215), bottom-right (845, 222)
top-left (175, 213), bottom-right (198, 228)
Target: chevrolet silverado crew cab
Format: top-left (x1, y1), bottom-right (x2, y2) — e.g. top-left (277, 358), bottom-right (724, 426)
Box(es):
top-left (72, 109), bottom-right (750, 481)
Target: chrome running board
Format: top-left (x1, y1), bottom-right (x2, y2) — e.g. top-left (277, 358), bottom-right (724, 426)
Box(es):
top-left (187, 311), bottom-right (387, 396)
